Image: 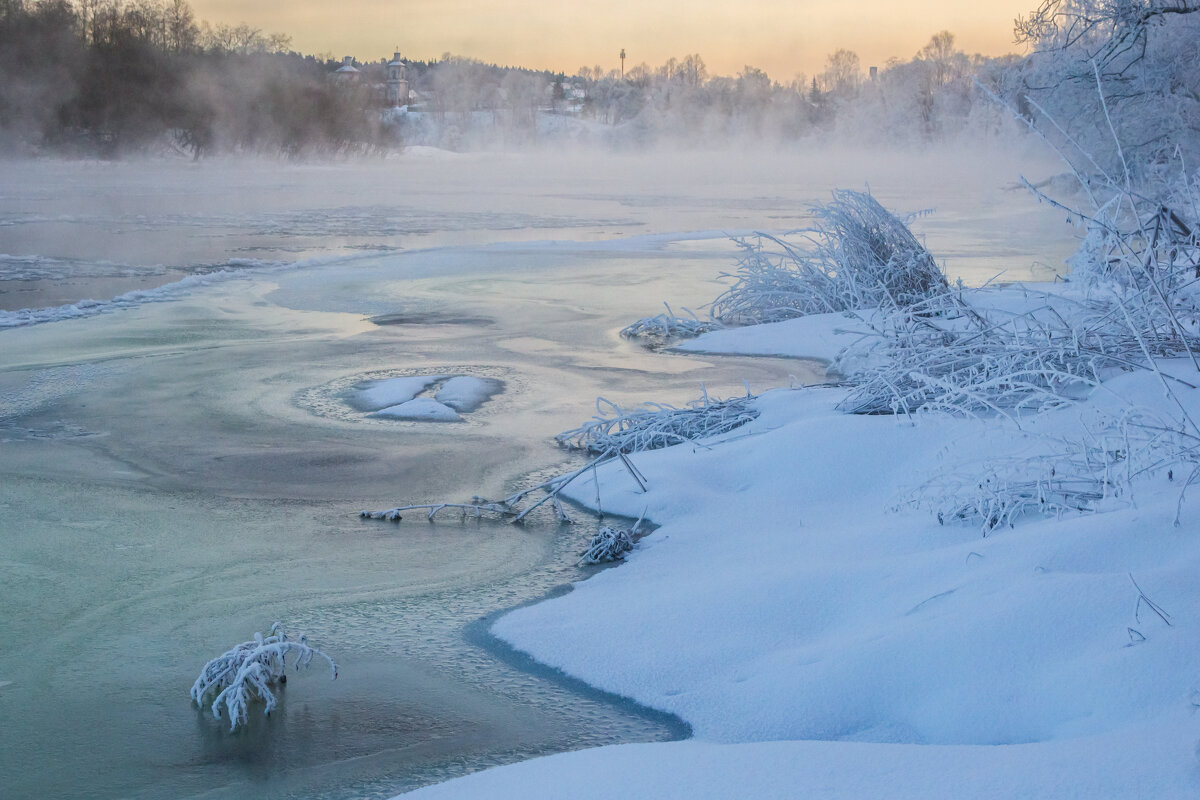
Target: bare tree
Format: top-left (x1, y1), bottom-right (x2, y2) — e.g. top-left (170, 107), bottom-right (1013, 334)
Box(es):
top-left (1014, 0), bottom-right (1200, 174)
top-left (820, 48), bottom-right (862, 98)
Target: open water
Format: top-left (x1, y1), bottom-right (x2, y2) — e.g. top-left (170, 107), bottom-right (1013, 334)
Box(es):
top-left (0, 150), bottom-right (1073, 798)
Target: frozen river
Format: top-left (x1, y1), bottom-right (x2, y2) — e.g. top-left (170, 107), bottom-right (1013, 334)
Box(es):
top-left (0, 149), bottom-right (1073, 798)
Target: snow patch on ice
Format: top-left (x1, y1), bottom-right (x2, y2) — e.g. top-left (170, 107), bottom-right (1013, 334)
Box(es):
top-left (352, 375), bottom-right (451, 411)
top-left (676, 311), bottom-right (875, 363)
top-left (373, 397), bottom-right (462, 421)
top-left (435, 376), bottom-right (504, 412)
top-left (343, 372), bottom-right (504, 423)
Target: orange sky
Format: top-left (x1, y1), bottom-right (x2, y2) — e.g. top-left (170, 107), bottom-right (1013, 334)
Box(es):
top-left (189, 1), bottom-right (1034, 79)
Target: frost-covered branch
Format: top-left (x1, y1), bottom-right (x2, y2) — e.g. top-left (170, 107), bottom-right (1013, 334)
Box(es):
top-left (1013, 0), bottom-right (1200, 182)
top-left (359, 446), bottom-right (646, 525)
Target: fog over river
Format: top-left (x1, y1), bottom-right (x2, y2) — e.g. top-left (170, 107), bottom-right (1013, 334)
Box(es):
top-left (0, 147), bottom-right (1073, 798)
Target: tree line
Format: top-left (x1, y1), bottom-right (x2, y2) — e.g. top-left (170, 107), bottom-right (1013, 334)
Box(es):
top-left (2, 0), bottom-right (1197, 167)
top-left (0, 0), bottom-right (387, 156)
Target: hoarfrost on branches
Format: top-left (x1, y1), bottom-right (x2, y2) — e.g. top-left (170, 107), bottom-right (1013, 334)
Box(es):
top-left (1014, 0), bottom-right (1200, 183)
top-left (834, 284), bottom-right (1200, 418)
top-left (360, 448), bottom-right (648, 525)
top-left (190, 623), bottom-right (338, 732)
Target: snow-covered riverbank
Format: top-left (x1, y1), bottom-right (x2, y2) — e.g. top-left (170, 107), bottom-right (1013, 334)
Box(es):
top-left (403, 300), bottom-right (1200, 798)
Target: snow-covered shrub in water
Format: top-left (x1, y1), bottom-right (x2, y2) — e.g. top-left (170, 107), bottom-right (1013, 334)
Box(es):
top-left (620, 303), bottom-right (723, 347)
top-left (556, 390), bottom-right (759, 454)
top-left (579, 526), bottom-right (636, 564)
top-left (709, 190), bottom-right (947, 324)
top-left (191, 623), bottom-right (338, 732)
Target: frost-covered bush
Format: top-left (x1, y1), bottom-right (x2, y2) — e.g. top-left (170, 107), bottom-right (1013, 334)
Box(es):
top-left (191, 623), bottom-right (338, 732)
top-left (620, 303), bottom-right (723, 347)
top-left (556, 391), bottom-right (759, 454)
top-left (709, 190), bottom-right (947, 324)
top-left (579, 526), bottom-right (636, 564)
top-left (838, 278), bottom-right (1200, 418)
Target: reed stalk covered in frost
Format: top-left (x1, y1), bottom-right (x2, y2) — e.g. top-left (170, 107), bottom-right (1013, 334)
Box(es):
top-left (710, 190), bottom-right (947, 324)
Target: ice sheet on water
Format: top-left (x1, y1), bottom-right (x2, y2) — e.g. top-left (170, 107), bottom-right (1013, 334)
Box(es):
top-left (0, 259), bottom-right (283, 329)
top-left (0, 253), bottom-right (166, 281)
top-left (299, 367), bottom-right (509, 426)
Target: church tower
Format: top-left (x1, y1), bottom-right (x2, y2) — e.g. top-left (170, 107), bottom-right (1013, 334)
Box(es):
top-left (386, 52), bottom-right (409, 107)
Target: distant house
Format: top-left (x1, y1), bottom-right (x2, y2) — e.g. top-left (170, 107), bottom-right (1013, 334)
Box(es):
top-left (330, 52), bottom-right (413, 107)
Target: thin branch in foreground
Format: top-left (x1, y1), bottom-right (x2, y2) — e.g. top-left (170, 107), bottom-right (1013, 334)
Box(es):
top-left (360, 448), bottom-right (626, 526)
top-left (1130, 572), bottom-right (1173, 627)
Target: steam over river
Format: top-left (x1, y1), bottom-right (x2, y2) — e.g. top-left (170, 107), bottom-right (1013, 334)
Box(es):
top-left (0, 150), bottom-right (1071, 798)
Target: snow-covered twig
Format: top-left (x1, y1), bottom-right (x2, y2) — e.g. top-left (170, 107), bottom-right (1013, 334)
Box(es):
top-left (917, 410), bottom-right (1200, 532)
top-left (555, 391), bottom-right (759, 455)
top-left (579, 526), bottom-right (636, 564)
top-left (360, 448), bottom-right (629, 526)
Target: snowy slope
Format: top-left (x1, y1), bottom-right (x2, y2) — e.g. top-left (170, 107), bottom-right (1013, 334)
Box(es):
top-left (402, 289), bottom-right (1200, 799)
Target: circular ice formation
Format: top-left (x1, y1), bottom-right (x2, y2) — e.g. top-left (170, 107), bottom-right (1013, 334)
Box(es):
top-left (296, 368), bottom-right (507, 425)
top-left (353, 374), bottom-right (505, 422)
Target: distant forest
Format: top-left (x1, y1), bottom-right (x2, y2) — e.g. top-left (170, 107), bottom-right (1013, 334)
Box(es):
top-left (2, 0), bottom-right (1197, 160)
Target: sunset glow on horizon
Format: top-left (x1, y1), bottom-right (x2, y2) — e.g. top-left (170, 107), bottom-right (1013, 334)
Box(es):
top-left (189, 1), bottom-right (1035, 79)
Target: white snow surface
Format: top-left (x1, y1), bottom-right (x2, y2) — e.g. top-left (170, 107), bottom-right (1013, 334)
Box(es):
top-left (403, 285), bottom-right (1200, 798)
top-left (434, 376), bottom-right (503, 412)
top-left (676, 311), bottom-right (873, 363)
top-left (373, 397), bottom-right (462, 422)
